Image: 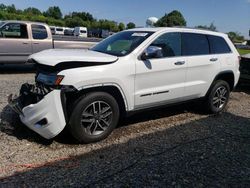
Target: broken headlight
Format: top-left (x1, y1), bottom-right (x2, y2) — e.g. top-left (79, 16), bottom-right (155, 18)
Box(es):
top-left (36, 73), bottom-right (64, 86)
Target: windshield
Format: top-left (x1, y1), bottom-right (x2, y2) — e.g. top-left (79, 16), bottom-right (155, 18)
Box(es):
top-left (92, 31), bottom-right (154, 56)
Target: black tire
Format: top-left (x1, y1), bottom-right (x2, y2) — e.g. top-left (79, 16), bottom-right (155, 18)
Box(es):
top-left (69, 92), bottom-right (120, 143)
top-left (205, 80), bottom-right (230, 114)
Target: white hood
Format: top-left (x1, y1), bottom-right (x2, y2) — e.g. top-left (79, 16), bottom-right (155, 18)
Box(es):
top-left (29, 49), bottom-right (118, 66)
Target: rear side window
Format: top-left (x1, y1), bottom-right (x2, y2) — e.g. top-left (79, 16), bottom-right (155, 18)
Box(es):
top-left (182, 33), bottom-right (209, 56)
top-left (32, 25), bottom-right (48, 40)
top-left (208, 35), bottom-right (231, 54)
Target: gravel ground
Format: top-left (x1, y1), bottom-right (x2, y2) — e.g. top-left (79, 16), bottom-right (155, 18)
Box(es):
top-left (0, 66), bottom-right (249, 187)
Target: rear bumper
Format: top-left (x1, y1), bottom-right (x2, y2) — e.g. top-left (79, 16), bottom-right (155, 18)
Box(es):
top-left (235, 70), bottom-right (241, 86)
top-left (9, 88), bottom-right (66, 139)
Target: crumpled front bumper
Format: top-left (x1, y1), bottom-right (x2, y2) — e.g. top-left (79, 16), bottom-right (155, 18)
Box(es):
top-left (8, 88), bottom-right (66, 139)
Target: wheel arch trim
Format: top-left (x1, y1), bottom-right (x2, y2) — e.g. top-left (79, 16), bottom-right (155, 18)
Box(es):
top-left (77, 83), bottom-right (129, 111)
top-left (214, 70), bottom-right (235, 89)
top-left (206, 70), bottom-right (235, 96)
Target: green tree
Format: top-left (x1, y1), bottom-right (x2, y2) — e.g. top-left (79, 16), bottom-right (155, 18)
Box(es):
top-left (0, 4), bottom-right (6, 11)
top-left (155, 10), bottom-right (186, 27)
top-left (68, 12), bottom-right (94, 22)
top-left (6, 4), bottom-right (16, 13)
top-left (24, 7), bottom-right (42, 15)
top-left (118, 22), bottom-right (125, 31)
top-left (126, 22), bottom-right (136, 29)
top-left (44, 6), bottom-right (62, 19)
top-left (97, 19), bottom-right (119, 32)
top-left (227, 32), bottom-right (245, 42)
top-left (65, 17), bottom-right (86, 27)
top-left (195, 22), bottom-right (217, 31)
top-left (0, 3), bottom-right (126, 32)
top-left (90, 21), bottom-right (100, 29)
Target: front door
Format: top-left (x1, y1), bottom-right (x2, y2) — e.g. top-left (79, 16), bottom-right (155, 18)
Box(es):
top-left (135, 32), bottom-right (187, 109)
top-left (0, 22), bottom-right (31, 63)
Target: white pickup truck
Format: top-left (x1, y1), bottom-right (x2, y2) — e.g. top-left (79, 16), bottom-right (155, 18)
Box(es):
top-left (0, 20), bottom-right (98, 64)
top-left (9, 27), bottom-right (240, 143)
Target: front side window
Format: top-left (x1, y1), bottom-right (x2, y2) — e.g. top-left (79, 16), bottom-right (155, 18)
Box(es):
top-left (150, 32), bottom-right (181, 57)
top-left (208, 35), bottom-right (231, 54)
top-left (32, 24), bottom-right (48, 40)
top-left (182, 33), bottom-right (209, 56)
top-left (92, 31), bottom-right (153, 56)
top-left (0, 23), bottom-right (28, 39)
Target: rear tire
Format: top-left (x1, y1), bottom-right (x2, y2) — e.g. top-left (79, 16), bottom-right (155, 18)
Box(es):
top-left (69, 92), bottom-right (120, 143)
top-left (205, 80), bottom-right (230, 114)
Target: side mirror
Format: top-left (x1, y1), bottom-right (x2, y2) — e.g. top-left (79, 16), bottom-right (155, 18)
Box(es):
top-left (141, 46), bottom-right (163, 60)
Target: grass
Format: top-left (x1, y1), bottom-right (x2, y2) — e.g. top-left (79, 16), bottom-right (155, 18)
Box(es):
top-left (237, 49), bottom-right (250, 55)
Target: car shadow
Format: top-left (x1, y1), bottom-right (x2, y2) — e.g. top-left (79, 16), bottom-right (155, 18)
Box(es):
top-left (0, 101), bottom-right (203, 146)
top-left (0, 64), bottom-right (36, 74)
top-left (0, 105), bottom-right (53, 145)
top-left (0, 112), bottom-right (249, 187)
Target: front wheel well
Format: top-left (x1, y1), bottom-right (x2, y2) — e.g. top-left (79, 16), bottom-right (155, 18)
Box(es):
top-left (65, 86), bottom-right (127, 119)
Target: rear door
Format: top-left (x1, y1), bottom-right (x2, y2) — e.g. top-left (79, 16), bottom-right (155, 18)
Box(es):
top-left (183, 33), bottom-right (232, 98)
top-left (31, 24), bottom-right (52, 53)
top-left (0, 22), bottom-right (31, 63)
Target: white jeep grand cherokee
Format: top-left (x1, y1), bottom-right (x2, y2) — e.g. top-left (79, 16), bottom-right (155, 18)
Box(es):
top-left (9, 27), bottom-right (240, 143)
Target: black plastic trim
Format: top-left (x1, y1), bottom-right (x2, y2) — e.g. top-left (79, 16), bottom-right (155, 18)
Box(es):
top-left (206, 70), bottom-right (235, 96)
top-left (60, 85), bottom-right (77, 122)
top-left (126, 97), bottom-right (204, 117)
top-left (140, 90), bottom-right (169, 97)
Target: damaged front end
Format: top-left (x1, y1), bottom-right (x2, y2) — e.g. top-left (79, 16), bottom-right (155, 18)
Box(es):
top-left (8, 79), bottom-right (73, 139)
top-left (8, 83), bottom-right (52, 116)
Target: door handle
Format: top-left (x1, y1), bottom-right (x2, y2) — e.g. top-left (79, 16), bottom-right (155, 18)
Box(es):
top-left (22, 42), bottom-right (29, 45)
top-left (33, 42), bottom-right (39, 44)
top-left (174, 61), bottom-right (185, 65)
top-left (210, 58), bottom-right (218, 62)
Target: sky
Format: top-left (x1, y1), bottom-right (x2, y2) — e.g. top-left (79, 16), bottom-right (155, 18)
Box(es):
top-left (1, 0), bottom-right (250, 38)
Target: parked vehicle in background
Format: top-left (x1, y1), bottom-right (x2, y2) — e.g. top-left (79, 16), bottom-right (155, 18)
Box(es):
top-left (54, 27), bottom-right (64, 35)
top-left (0, 20), bottom-right (97, 64)
top-left (235, 44), bottom-right (250, 50)
top-left (50, 26), bottom-right (56, 35)
top-left (88, 29), bottom-right (109, 38)
top-left (74, 27), bottom-right (87, 37)
top-left (109, 31), bottom-right (115, 36)
top-left (64, 28), bottom-right (74, 36)
top-left (9, 27), bottom-right (240, 143)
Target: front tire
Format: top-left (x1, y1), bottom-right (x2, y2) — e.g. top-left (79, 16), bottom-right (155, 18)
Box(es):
top-left (69, 92), bottom-right (120, 143)
top-left (205, 80), bottom-right (230, 114)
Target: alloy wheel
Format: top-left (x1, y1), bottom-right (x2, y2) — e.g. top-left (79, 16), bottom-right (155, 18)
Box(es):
top-left (212, 86), bottom-right (228, 109)
top-left (81, 101), bottom-right (113, 136)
